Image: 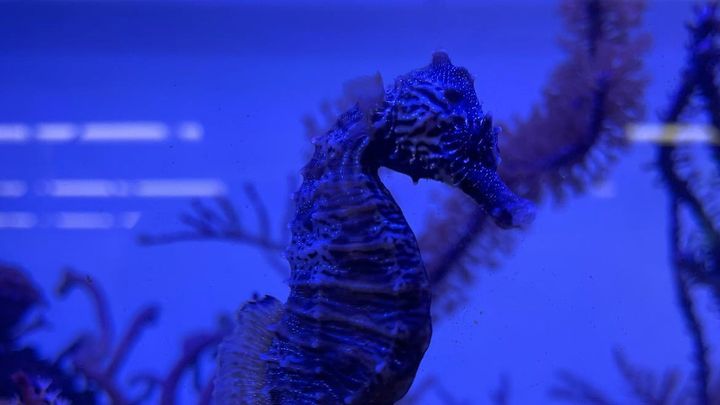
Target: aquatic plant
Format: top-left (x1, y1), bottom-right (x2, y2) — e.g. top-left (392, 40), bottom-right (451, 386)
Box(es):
top-left (213, 53), bottom-right (533, 404)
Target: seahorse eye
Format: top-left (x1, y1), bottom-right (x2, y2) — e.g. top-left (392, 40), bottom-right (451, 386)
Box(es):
top-left (443, 88), bottom-right (463, 104)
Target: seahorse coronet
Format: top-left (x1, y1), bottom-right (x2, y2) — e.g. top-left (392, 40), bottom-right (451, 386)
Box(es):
top-left (214, 52), bottom-right (535, 404)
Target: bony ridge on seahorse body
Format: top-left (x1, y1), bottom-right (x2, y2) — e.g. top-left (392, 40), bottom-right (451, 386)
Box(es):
top-left (214, 52), bottom-right (535, 405)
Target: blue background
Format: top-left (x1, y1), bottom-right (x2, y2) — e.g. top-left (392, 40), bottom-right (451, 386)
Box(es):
top-left (0, 0), bottom-right (713, 403)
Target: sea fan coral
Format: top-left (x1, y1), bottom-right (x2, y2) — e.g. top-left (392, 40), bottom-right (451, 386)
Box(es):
top-left (421, 0), bottom-right (649, 316)
top-left (552, 3), bottom-right (720, 404)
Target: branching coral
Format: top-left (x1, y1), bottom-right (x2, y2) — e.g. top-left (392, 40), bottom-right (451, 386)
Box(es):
top-left (553, 3), bottom-right (720, 404)
top-left (502, 0), bottom-right (649, 201)
top-left (656, 2), bottom-right (720, 402)
top-left (129, 315), bottom-right (232, 405)
top-left (137, 184), bottom-right (291, 276)
top-left (3, 264), bottom-right (235, 404)
top-left (422, 0), bottom-right (650, 316)
top-left (0, 265), bottom-right (96, 403)
top-left (550, 348), bottom-right (714, 405)
top-left (659, 1), bottom-right (720, 303)
top-left (55, 268), bottom-right (160, 404)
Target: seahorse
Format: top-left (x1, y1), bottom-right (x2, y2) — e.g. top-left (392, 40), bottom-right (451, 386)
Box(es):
top-left (214, 52), bottom-right (534, 405)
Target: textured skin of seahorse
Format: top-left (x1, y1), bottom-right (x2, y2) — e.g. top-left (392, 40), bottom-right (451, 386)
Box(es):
top-left (215, 52), bottom-right (534, 405)
top-left (266, 105), bottom-right (430, 404)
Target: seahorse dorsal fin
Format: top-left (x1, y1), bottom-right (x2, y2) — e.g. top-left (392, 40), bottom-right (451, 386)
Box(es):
top-left (341, 72), bottom-right (385, 117)
top-left (214, 295), bottom-right (283, 405)
top-left (431, 50), bottom-right (452, 66)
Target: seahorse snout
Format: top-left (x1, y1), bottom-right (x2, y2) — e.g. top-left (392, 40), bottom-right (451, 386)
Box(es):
top-left (459, 164), bottom-right (536, 229)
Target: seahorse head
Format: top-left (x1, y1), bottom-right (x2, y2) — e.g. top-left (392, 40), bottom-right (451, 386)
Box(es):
top-left (373, 51), bottom-right (534, 228)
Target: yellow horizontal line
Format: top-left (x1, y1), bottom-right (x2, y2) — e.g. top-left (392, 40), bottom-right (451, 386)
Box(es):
top-left (626, 123), bottom-right (720, 145)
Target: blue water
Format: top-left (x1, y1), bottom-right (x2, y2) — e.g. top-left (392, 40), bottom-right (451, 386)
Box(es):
top-left (0, 1), bottom-right (714, 403)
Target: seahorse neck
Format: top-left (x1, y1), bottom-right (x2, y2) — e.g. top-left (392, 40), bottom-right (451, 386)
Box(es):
top-left (288, 106), bottom-right (417, 277)
top-left (268, 105), bottom-right (431, 404)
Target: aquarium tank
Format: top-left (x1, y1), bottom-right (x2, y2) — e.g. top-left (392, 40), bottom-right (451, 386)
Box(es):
top-left (1, 0), bottom-right (719, 403)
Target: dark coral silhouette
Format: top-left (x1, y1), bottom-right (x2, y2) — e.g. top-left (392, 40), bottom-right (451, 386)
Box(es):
top-left (550, 2), bottom-right (720, 405)
top-left (0, 265), bottom-right (96, 403)
top-left (0, 265), bottom-right (231, 404)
